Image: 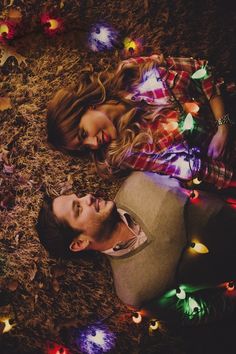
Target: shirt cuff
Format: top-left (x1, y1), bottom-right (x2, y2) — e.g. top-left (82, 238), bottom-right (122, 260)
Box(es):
top-left (200, 161), bottom-right (233, 189)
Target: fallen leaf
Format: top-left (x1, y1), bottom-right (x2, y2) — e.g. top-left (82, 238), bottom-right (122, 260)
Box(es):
top-left (56, 65), bottom-right (63, 75)
top-left (0, 44), bottom-right (27, 67)
top-left (51, 264), bottom-right (66, 278)
top-left (4, 0), bottom-right (14, 7)
top-left (0, 191), bottom-right (15, 210)
top-left (15, 232), bottom-right (24, 246)
top-left (0, 97), bottom-right (12, 111)
top-left (6, 279), bottom-right (18, 292)
top-left (0, 277), bottom-right (6, 287)
top-left (52, 278), bottom-right (60, 292)
top-left (0, 148), bottom-right (9, 164)
top-left (3, 164), bottom-right (14, 174)
top-left (55, 316), bottom-right (80, 330)
top-left (59, 180), bottom-right (73, 195)
top-left (7, 8), bottom-right (22, 24)
top-left (60, 0), bottom-right (65, 8)
top-left (29, 262), bottom-right (37, 281)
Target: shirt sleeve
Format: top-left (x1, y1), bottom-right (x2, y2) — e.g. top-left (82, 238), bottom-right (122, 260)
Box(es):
top-left (200, 160), bottom-right (233, 189)
top-left (166, 56), bottom-right (220, 101)
top-left (121, 145), bottom-right (202, 181)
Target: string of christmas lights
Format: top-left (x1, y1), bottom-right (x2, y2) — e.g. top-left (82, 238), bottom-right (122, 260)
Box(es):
top-left (1, 5), bottom-right (236, 354)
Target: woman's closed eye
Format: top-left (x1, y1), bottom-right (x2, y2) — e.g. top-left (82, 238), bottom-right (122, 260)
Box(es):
top-left (81, 129), bottom-right (88, 139)
top-left (78, 129), bottom-right (88, 142)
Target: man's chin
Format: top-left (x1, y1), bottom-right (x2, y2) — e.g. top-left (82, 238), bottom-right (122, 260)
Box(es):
top-left (96, 202), bottom-right (120, 242)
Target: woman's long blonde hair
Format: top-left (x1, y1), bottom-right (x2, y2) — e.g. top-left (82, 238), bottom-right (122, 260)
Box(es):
top-left (47, 59), bottom-right (165, 177)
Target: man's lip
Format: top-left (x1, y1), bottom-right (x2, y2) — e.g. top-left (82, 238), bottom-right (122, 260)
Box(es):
top-left (95, 198), bottom-right (99, 212)
top-left (95, 198), bottom-right (106, 212)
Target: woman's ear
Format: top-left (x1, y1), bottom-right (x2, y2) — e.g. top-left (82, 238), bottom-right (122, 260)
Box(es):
top-left (69, 235), bottom-right (90, 252)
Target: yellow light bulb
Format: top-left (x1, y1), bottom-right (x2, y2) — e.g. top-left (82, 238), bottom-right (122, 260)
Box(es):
top-left (1, 318), bottom-right (15, 333)
top-left (149, 319), bottom-right (159, 335)
top-left (190, 242), bottom-right (209, 254)
top-left (132, 311), bottom-right (142, 324)
top-left (124, 37), bottom-right (137, 50)
top-left (0, 24), bottom-right (9, 34)
top-left (48, 19), bottom-right (59, 30)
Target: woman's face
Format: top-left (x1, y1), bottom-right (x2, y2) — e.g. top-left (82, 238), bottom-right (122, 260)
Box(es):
top-left (67, 109), bottom-right (117, 151)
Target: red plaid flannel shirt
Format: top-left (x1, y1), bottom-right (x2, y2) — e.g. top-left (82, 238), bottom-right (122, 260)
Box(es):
top-left (115, 55), bottom-right (234, 189)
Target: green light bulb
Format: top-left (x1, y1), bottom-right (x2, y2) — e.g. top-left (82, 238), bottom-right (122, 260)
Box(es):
top-left (191, 66), bottom-right (207, 79)
top-left (183, 113), bottom-right (194, 131)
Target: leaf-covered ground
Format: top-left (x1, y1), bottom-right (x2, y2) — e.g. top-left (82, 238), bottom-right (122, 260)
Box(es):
top-left (1, 1), bottom-right (236, 353)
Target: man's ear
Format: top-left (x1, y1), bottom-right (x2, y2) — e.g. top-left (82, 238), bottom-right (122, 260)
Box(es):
top-left (69, 234), bottom-right (91, 253)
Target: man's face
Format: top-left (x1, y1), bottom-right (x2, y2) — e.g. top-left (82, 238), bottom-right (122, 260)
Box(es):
top-left (52, 193), bottom-right (117, 241)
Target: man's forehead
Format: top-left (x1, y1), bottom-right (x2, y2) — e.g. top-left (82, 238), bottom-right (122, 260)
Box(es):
top-left (52, 194), bottom-right (73, 219)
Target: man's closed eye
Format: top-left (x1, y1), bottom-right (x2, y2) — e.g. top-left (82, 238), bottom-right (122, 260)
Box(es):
top-left (73, 201), bottom-right (81, 216)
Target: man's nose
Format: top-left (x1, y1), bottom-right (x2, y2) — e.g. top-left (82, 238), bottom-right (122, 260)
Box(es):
top-left (85, 193), bottom-right (96, 206)
top-left (83, 136), bottom-right (98, 149)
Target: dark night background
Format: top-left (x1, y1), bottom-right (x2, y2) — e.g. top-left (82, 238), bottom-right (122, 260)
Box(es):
top-left (1, 0), bottom-right (236, 353)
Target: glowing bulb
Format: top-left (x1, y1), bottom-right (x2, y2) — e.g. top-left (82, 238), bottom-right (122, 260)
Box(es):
top-left (87, 329), bottom-right (106, 346)
top-left (175, 287), bottom-right (186, 299)
top-left (0, 24), bottom-right (9, 35)
top-left (190, 242), bottom-right (209, 254)
top-left (138, 68), bottom-right (163, 93)
top-left (183, 113), bottom-right (194, 131)
top-left (48, 19), bottom-right (59, 30)
top-left (192, 177), bottom-right (202, 185)
top-left (56, 348), bottom-right (66, 354)
top-left (188, 297), bottom-right (200, 313)
top-left (149, 319), bottom-right (159, 331)
top-left (183, 101), bottom-right (200, 114)
top-left (189, 190), bottom-right (199, 199)
top-left (124, 37), bottom-right (137, 51)
top-left (227, 281), bottom-right (235, 291)
top-left (191, 67), bottom-right (207, 80)
top-left (1, 318), bottom-right (14, 333)
top-left (132, 311), bottom-right (142, 324)
top-left (88, 24), bottom-right (117, 52)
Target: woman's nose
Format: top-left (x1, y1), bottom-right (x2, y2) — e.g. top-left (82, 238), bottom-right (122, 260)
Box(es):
top-left (83, 136), bottom-right (99, 150)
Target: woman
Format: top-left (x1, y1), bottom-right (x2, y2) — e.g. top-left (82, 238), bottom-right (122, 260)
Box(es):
top-left (47, 54), bottom-right (236, 189)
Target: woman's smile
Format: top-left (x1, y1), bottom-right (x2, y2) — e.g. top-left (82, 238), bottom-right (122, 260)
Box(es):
top-left (102, 130), bottom-right (111, 144)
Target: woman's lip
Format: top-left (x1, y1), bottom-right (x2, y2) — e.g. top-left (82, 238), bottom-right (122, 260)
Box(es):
top-left (102, 131), bottom-right (111, 144)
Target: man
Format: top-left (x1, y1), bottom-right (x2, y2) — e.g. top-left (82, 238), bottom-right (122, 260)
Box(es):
top-left (36, 172), bottom-right (236, 307)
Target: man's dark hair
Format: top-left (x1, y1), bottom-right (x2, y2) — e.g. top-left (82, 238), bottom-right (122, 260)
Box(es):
top-left (36, 195), bottom-right (81, 258)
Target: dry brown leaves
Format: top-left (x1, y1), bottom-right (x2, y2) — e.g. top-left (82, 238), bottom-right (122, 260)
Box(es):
top-left (0, 44), bottom-right (27, 67)
top-left (0, 96), bottom-right (12, 111)
top-left (7, 8), bottom-right (23, 24)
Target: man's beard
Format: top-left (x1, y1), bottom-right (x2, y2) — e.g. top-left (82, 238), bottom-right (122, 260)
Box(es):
top-left (95, 204), bottom-right (121, 243)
